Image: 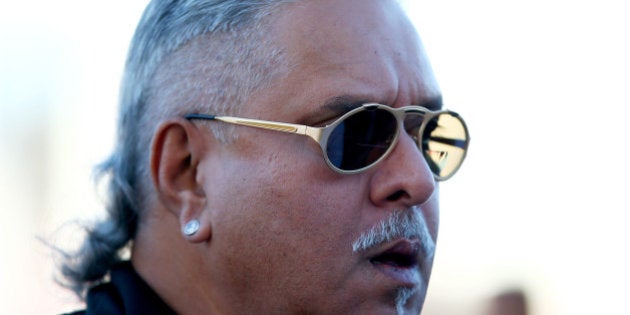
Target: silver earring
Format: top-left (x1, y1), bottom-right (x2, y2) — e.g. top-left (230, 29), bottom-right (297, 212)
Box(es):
top-left (183, 219), bottom-right (200, 236)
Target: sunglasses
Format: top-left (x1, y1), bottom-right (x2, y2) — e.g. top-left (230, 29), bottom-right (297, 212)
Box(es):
top-left (185, 103), bottom-right (469, 181)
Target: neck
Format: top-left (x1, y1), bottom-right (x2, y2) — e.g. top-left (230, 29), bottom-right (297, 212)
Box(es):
top-left (131, 206), bottom-right (225, 314)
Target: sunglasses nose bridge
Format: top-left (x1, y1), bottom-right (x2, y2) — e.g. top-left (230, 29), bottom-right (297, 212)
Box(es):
top-left (374, 110), bottom-right (427, 168)
top-left (398, 110), bottom-right (426, 147)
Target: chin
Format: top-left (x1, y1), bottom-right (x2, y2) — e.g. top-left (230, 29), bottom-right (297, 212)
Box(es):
top-left (394, 285), bottom-right (426, 315)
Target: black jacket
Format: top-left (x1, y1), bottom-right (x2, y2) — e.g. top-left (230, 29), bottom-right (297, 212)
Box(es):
top-left (64, 262), bottom-right (176, 315)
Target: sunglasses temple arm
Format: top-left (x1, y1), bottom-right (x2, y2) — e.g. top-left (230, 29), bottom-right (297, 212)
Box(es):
top-left (213, 116), bottom-right (324, 142)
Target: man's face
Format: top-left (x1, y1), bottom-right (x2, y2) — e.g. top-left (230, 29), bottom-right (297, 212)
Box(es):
top-left (197, 0), bottom-right (441, 313)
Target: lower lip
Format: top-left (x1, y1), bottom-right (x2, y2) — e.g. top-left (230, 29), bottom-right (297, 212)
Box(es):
top-left (371, 262), bottom-right (421, 286)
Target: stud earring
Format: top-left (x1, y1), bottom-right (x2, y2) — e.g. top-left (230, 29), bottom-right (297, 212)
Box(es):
top-left (183, 219), bottom-right (200, 236)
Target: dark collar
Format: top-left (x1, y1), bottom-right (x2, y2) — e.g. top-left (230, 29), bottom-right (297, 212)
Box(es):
top-left (84, 261), bottom-right (176, 315)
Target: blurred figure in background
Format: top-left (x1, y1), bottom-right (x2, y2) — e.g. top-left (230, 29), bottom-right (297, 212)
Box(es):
top-left (487, 289), bottom-right (529, 315)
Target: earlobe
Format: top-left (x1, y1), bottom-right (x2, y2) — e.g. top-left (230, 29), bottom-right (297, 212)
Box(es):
top-left (179, 192), bottom-right (213, 243)
top-left (151, 119), bottom-right (212, 243)
top-left (180, 207), bottom-right (213, 243)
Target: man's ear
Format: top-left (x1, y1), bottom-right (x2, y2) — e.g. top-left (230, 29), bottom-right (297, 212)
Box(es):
top-left (151, 118), bottom-right (212, 243)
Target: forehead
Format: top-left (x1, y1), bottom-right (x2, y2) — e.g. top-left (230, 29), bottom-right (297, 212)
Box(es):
top-left (255, 0), bottom-right (439, 118)
top-left (280, 0), bottom-right (418, 62)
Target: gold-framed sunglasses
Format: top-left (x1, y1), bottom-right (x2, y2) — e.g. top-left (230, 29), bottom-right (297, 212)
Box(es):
top-left (185, 103), bottom-right (469, 181)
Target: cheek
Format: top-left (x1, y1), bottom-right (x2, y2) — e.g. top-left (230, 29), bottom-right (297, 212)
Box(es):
top-left (231, 154), bottom-right (359, 260)
top-left (264, 165), bottom-right (361, 248)
top-left (205, 135), bottom-right (370, 294)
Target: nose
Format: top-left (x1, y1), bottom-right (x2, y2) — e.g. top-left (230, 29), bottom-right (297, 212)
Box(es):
top-left (369, 131), bottom-right (436, 209)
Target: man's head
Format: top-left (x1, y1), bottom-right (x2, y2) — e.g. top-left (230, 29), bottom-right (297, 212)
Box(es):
top-left (62, 0), bottom-right (469, 314)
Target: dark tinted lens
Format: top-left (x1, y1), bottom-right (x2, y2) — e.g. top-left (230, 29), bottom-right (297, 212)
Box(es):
top-left (326, 108), bottom-right (398, 171)
top-left (421, 112), bottom-right (468, 179)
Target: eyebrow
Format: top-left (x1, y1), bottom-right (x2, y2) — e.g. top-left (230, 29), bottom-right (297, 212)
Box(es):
top-left (299, 94), bottom-right (444, 125)
top-left (419, 95), bottom-right (444, 111)
top-left (323, 95), bottom-right (371, 113)
top-left (324, 94), bottom-right (443, 111)
top-left (297, 95), bottom-right (367, 125)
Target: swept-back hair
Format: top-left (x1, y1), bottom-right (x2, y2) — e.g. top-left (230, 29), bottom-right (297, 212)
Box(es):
top-left (59, 0), bottom-right (293, 298)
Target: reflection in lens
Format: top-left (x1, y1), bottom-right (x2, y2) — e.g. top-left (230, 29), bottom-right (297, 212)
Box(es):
top-left (327, 109), bottom-right (397, 171)
top-left (422, 113), bottom-right (468, 179)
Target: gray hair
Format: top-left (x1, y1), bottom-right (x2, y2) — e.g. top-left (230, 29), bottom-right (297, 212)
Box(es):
top-left (59, 0), bottom-right (294, 298)
top-left (351, 209), bottom-right (435, 256)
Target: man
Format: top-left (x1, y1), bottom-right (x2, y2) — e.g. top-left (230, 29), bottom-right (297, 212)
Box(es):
top-left (61, 0), bottom-right (469, 314)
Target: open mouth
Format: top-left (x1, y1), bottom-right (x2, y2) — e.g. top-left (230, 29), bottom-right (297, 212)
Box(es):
top-left (370, 240), bottom-right (420, 268)
top-left (368, 240), bottom-right (422, 285)
top-left (370, 248), bottom-right (418, 268)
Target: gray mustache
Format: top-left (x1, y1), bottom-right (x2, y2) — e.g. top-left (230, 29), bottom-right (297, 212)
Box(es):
top-left (351, 208), bottom-right (435, 258)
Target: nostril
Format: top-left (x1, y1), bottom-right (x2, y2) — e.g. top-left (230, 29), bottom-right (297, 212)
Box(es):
top-left (386, 190), bottom-right (408, 202)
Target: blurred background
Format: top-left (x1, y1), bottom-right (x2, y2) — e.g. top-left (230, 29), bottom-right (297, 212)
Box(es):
top-left (1, 0), bottom-right (628, 314)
